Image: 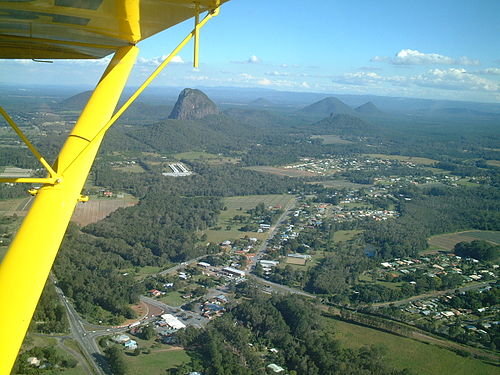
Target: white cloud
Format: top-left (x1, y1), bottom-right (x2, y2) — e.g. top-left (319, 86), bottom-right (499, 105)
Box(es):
top-left (257, 78), bottom-right (272, 85)
top-left (412, 68), bottom-right (498, 91)
top-left (137, 54), bottom-right (184, 66)
top-left (474, 67), bottom-right (500, 75)
top-left (248, 55), bottom-right (261, 63)
top-left (372, 49), bottom-right (480, 66)
top-left (265, 71), bottom-right (289, 76)
top-left (239, 73), bottom-right (255, 79)
top-left (232, 55), bottom-right (262, 64)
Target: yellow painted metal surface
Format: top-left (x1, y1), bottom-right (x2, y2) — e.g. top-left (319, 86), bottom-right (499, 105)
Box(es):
top-left (0, 45), bottom-right (138, 375)
top-left (0, 0), bottom-right (229, 59)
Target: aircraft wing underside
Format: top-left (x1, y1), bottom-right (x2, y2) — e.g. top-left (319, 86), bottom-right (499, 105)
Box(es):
top-left (0, 0), bottom-right (229, 59)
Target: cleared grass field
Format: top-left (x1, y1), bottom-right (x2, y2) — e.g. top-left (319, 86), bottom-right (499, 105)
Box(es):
top-left (310, 135), bottom-right (354, 144)
top-left (112, 164), bottom-right (145, 173)
top-left (329, 317), bottom-right (498, 375)
top-left (71, 195), bottom-right (138, 226)
top-left (159, 291), bottom-right (186, 307)
top-left (0, 197), bottom-right (32, 216)
top-left (428, 230), bottom-right (500, 251)
top-left (332, 230), bottom-right (362, 242)
top-left (174, 151), bottom-right (239, 164)
top-left (203, 194), bottom-right (294, 243)
top-left (125, 348), bottom-right (190, 374)
top-left (486, 160), bottom-right (500, 167)
top-left (246, 165), bottom-right (318, 177)
top-left (364, 153), bottom-right (437, 165)
top-left (308, 179), bottom-right (372, 189)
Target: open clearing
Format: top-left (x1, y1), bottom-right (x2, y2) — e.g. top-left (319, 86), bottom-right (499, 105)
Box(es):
top-left (328, 317), bottom-right (498, 375)
top-left (124, 346), bottom-right (189, 374)
top-left (364, 153), bottom-right (438, 165)
top-left (174, 151), bottom-right (239, 164)
top-left (332, 230), bottom-right (362, 242)
top-left (428, 230), bottom-right (500, 251)
top-left (486, 160), bottom-right (500, 167)
top-left (0, 166), bottom-right (33, 178)
top-left (311, 134), bottom-right (354, 144)
top-left (203, 194), bottom-right (294, 243)
top-left (0, 197), bottom-right (33, 216)
top-left (246, 166), bottom-right (318, 177)
top-left (71, 195), bottom-right (138, 226)
top-left (308, 179), bottom-right (373, 189)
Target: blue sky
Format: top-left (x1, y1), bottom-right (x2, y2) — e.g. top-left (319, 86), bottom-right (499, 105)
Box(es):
top-left (2, 0), bottom-right (499, 102)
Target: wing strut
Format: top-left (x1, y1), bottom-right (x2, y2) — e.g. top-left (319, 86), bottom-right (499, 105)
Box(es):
top-left (0, 3), bottom-right (221, 373)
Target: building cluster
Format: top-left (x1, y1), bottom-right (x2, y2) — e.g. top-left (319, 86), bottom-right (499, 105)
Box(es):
top-left (162, 163), bottom-right (193, 177)
top-left (378, 254), bottom-right (498, 284)
top-left (111, 334), bottom-right (138, 350)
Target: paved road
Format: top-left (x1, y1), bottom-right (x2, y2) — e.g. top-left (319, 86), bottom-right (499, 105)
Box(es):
top-left (54, 283), bottom-right (108, 375)
top-left (250, 197), bottom-right (296, 269)
top-left (250, 274), bottom-right (316, 298)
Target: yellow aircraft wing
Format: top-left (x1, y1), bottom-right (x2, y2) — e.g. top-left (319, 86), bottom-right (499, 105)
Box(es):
top-left (0, 0), bottom-right (229, 59)
top-left (0, 1), bottom-right (230, 374)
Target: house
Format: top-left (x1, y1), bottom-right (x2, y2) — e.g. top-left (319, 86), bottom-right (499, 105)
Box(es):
top-left (198, 261), bottom-right (211, 268)
top-left (267, 363), bottom-right (285, 373)
top-left (150, 289), bottom-right (162, 297)
top-left (214, 294), bottom-right (228, 303)
top-left (124, 340), bottom-right (138, 350)
top-left (111, 334), bottom-right (130, 343)
top-left (27, 357), bottom-right (40, 367)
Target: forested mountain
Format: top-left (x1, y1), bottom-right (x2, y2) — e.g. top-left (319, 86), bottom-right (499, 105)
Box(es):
top-left (299, 97), bottom-right (356, 117)
top-left (355, 101), bottom-right (384, 116)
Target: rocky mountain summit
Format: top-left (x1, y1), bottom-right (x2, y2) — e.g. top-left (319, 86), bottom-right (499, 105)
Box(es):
top-left (169, 88), bottom-right (219, 120)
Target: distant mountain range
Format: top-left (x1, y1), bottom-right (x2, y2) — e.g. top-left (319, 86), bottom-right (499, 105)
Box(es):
top-left (299, 97), bottom-right (357, 117)
top-left (298, 96), bottom-right (384, 119)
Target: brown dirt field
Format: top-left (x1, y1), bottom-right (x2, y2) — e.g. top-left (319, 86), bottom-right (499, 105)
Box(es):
top-left (71, 198), bottom-right (137, 226)
top-left (286, 257), bottom-right (307, 265)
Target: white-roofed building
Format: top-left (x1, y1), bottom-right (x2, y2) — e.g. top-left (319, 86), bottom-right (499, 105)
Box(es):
top-left (160, 314), bottom-right (186, 330)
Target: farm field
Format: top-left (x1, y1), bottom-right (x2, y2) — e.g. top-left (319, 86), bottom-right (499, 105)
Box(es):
top-left (203, 194), bottom-right (294, 244)
top-left (486, 160), bottom-right (500, 167)
top-left (174, 151), bottom-right (239, 164)
top-left (112, 164), bottom-right (145, 173)
top-left (0, 197), bottom-right (33, 216)
top-left (310, 134), bottom-right (354, 144)
top-left (363, 153), bottom-right (438, 165)
top-left (0, 166), bottom-right (33, 178)
top-left (428, 230), bottom-right (500, 251)
top-left (308, 179), bottom-right (372, 189)
top-left (246, 165), bottom-right (318, 177)
top-left (332, 230), bottom-right (362, 242)
top-left (328, 317), bottom-right (498, 375)
top-left (71, 195), bottom-right (138, 226)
